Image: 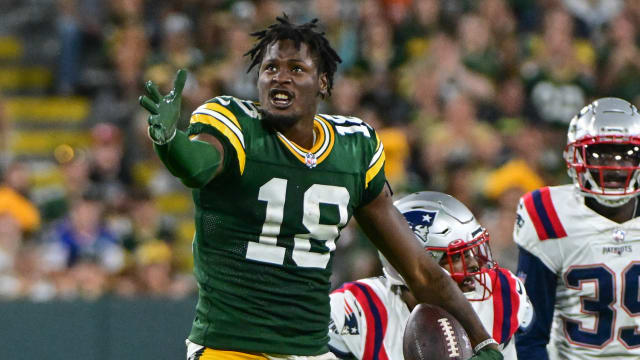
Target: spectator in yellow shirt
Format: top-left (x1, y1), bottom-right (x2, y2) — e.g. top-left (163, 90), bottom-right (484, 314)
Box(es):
top-left (0, 163), bottom-right (40, 233)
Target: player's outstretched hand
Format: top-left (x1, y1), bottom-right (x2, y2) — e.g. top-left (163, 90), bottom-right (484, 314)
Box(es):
top-left (470, 347), bottom-right (503, 360)
top-left (138, 69), bottom-right (187, 145)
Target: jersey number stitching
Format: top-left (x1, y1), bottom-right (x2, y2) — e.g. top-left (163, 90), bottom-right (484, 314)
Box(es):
top-left (246, 178), bottom-right (350, 269)
top-left (322, 114), bottom-right (371, 138)
top-left (564, 263), bottom-right (640, 349)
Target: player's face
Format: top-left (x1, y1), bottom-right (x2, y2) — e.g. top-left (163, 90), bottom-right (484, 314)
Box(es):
top-left (439, 250), bottom-right (480, 293)
top-left (258, 39), bottom-right (328, 129)
top-left (586, 144), bottom-right (640, 189)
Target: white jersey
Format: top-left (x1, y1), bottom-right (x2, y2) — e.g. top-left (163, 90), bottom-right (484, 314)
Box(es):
top-left (514, 185), bottom-right (640, 359)
top-left (328, 270), bottom-right (532, 360)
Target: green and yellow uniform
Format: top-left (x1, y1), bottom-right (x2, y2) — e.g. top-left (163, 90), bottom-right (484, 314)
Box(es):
top-left (185, 96), bottom-right (387, 355)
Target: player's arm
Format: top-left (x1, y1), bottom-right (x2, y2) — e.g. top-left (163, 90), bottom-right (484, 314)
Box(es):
top-left (139, 69), bottom-right (224, 188)
top-left (515, 246), bottom-right (556, 360)
top-left (354, 186), bottom-right (500, 359)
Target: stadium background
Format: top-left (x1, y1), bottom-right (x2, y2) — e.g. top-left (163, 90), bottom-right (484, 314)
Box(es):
top-left (0, 0), bottom-right (635, 358)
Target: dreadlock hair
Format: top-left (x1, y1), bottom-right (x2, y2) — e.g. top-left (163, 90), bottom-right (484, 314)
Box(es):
top-left (245, 15), bottom-right (342, 96)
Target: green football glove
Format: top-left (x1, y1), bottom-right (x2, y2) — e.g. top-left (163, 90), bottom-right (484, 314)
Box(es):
top-left (138, 69), bottom-right (187, 145)
top-left (470, 347), bottom-right (503, 360)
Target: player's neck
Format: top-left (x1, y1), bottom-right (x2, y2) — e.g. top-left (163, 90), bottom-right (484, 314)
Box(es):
top-left (280, 116), bottom-right (317, 149)
top-left (585, 196), bottom-right (639, 223)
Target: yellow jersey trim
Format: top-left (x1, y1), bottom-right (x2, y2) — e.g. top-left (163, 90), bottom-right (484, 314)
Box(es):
top-left (365, 134), bottom-right (386, 188)
top-left (190, 113), bottom-right (246, 175)
top-left (276, 115), bottom-right (335, 167)
top-left (315, 116), bottom-right (335, 163)
top-left (200, 348), bottom-right (268, 360)
top-left (203, 103), bottom-right (241, 130)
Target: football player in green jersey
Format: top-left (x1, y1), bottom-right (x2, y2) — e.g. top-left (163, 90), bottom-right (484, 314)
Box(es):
top-left (139, 16), bottom-right (502, 360)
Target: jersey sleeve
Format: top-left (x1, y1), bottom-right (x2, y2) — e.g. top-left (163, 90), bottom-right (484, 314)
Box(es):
top-left (329, 280), bottom-right (392, 360)
top-left (513, 190), bottom-right (564, 274)
top-left (328, 288), bottom-right (364, 359)
top-left (186, 96), bottom-right (251, 176)
top-left (514, 274), bottom-right (534, 333)
top-left (515, 246), bottom-right (556, 360)
top-left (361, 127), bottom-right (387, 205)
top-left (489, 268), bottom-right (532, 345)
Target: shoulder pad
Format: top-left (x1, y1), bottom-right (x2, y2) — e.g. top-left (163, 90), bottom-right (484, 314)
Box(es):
top-left (319, 114), bottom-right (385, 192)
top-left (194, 96), bottom-right (260, 122)
top-left (189, 96), bottom-right (258, 175)
top-left (319, 114), bottom-right (374, 139)
top-left (514, 187), bottom-right (567, 251)
top-left (521, 187), bottom-right (567, 240)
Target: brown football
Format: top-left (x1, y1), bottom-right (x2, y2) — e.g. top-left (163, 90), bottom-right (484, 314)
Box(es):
top-left (403, 304), bottom-right (474, 360)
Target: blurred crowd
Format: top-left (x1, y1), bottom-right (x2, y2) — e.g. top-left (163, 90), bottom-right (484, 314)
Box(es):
top-left (1, 0), bottom-right (638, 300)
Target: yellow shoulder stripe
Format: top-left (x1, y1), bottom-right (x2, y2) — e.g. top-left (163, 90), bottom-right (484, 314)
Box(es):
top-left (190, 113), bottom-right (246, 174)
top-left (204, 103), bottom-right (241, 130)
top-left (366, 151), bottom-right (385, 188)
top-left (365, 133), bottom-right (385, 188)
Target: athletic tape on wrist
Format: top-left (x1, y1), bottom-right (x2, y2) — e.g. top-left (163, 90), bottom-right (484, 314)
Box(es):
top-left (473, 338), bottom-right (498, 354)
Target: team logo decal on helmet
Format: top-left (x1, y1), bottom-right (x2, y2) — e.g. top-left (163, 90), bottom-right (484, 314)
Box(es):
top-left (402, 209), bottom-right (438, 244)
top-left (379, 191), bottom-right (497, 301)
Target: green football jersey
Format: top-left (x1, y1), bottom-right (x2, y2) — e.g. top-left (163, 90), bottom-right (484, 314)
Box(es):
top-left (185, 96), bottom-right (387, 355)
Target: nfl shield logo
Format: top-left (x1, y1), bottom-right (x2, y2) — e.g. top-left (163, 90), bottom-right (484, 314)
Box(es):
top-left (613, 229), bottom-right (626, 243)
top-left (305, 153), bottom-right (317, 168)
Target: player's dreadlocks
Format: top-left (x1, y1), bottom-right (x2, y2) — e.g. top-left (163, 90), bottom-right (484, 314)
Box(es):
top-left (245, 15), bottom-right (342, 96)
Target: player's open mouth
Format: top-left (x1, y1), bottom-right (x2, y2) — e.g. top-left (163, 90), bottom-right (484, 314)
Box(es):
top-left (602, 181), bottom-right (626, 188)
top-left (462, 277), bottom-right (476, 290)
top-left (269, 89), bottom-right (294, 109)
top-left (599, 175), bottom-right (629, 189)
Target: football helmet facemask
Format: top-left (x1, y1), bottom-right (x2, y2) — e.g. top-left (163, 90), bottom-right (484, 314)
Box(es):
top-left (565, 97), bottom-right (640, 206)
top-left (379, 191), bottom-right (496, 301)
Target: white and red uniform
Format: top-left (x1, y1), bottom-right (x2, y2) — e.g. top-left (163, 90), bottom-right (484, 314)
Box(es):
top-left (515, 185), bottom-right (640, 360)
top-left (328, 268), bottom-right (532, 360)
